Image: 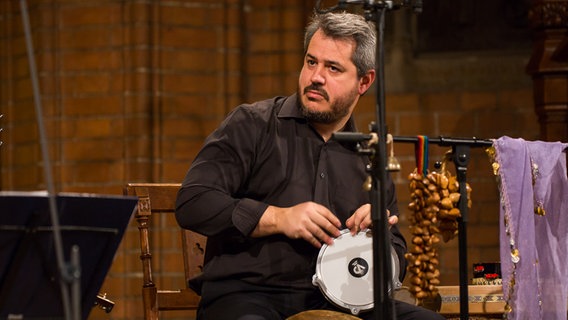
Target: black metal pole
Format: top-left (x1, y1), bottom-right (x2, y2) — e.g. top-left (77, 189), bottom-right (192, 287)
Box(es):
top-left (452, 145), bottom-right (471, 320)
top-left (393, 136), bottom-right (492, 148)
top-left (367, 5), bottom-right (395, 320)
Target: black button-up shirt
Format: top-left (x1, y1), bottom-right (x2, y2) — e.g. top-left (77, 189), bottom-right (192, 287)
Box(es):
top-left (176, 93), bottom-right (407, 294)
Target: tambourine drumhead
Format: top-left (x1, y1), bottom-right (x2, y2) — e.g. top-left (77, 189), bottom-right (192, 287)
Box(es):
top-left (312, 229), bottom-right (401, 315)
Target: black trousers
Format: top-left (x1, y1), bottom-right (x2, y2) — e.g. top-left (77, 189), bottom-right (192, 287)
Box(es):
top-left (197, 281), bottom-right (445, 320)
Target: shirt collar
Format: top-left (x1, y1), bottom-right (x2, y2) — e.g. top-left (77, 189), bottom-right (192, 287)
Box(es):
top-left (278, 93), bottom-right (304, 119)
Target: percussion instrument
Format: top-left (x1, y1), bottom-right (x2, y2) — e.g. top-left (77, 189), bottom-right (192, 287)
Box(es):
top-left (286, 309), bottom-right (362, 319)
top-left (312, 229), bottom-right (402, 315)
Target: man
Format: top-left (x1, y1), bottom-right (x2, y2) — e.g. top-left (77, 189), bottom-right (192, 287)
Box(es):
top-left (176, 11), bottom-right (444, 320)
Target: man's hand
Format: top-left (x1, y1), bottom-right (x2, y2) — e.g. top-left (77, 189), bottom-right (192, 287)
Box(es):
top-left (345, 203), bottom-right (398, 235)
top-left (251, 202), bottom-right (341, 248)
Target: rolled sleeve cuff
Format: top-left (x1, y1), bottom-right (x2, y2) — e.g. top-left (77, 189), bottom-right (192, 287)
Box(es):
top-left (232, 198), bottom-right (269, 236)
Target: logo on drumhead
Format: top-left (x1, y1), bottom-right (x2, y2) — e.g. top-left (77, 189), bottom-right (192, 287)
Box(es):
top-left (348, 258), bottom-right (369, 278)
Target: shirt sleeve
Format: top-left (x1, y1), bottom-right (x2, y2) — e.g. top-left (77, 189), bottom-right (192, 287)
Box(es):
top-left (175, 105), bottom-right (268, 237)
top-left (385, 173), bottom-right (409, 281)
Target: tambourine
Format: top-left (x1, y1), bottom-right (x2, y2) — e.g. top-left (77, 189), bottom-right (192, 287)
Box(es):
top-left (312, 229), bottom-right (402, 315)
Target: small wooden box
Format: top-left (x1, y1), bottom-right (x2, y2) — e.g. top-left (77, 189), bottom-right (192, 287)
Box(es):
top-left (438, 285), bottom-right (505, 316)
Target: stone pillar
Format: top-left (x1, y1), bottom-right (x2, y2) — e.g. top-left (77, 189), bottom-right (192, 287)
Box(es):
top-left (526, 0), bottom-right (568, 142)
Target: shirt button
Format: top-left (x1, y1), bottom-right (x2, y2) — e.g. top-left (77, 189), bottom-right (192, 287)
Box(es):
top-left (320, 172), bottom-right (325, 179)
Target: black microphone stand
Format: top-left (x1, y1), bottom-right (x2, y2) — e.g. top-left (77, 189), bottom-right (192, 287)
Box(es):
top-left (19, 1), bottom-right (81, 319)
top-left (366, 4), bottom-right (395, 320)
top-left (318, 1), bottom-right (422, 319)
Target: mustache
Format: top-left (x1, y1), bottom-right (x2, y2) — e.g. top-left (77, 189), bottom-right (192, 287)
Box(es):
top-left (303, 84), bottom-right (329, 101)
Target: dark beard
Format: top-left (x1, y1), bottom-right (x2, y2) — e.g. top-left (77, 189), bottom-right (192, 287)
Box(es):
top-left (300, 105), bottom-right (340, 124)
top-left (298, 85), bottom-right (358, 124)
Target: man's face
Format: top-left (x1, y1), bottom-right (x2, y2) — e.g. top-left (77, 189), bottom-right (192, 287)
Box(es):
top-left (298, 29), bottom-right (369, 125)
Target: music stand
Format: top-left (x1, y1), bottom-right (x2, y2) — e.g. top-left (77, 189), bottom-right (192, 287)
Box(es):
top-left (0, 191), bottom-right (138, 320)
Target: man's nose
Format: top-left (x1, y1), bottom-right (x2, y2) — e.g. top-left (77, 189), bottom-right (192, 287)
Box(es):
top-left (310, 66), bottom-right (325, 85)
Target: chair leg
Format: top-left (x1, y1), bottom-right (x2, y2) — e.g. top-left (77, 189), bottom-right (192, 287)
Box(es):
top-left (142, 287), bottom-right (160, 320)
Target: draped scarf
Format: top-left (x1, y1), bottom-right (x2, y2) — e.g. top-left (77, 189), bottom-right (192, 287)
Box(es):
top-left (490, 136), bottom-right (568, 320)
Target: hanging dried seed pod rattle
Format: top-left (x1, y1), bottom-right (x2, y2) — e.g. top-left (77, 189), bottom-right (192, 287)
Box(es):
top-left (430, 150), bottom-right (472, 243)
top-left (406, 144), bottom-right (473, 304)
top-left (406, 136), bottom-right (442, 302)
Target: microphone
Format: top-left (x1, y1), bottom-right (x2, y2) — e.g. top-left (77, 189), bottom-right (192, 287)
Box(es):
top-left (339, 0), bottom-right (366, 4)
top-left (332, 132), bottom-right (380, 155)
top-left (413, 0), bottom-right (423, 13)
top-left (315, 0), bottom-right (345, 14)
top-left (315, 0), bottom-right (370, 14)
top-left (316, 0), bottom-right (421, 14)
top-left (332, 132), bottom-right (373, 144)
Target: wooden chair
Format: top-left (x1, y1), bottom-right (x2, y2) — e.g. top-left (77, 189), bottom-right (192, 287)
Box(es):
top-left (125, 183), bottom-right (206, 320)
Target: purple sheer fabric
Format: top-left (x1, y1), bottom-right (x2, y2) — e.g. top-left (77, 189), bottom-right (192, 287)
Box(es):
top-left (493, 136), bottom-right (568, 320)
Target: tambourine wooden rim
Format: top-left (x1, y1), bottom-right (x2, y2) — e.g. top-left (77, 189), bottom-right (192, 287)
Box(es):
top-left (312, 229), bottom-right (401, 315)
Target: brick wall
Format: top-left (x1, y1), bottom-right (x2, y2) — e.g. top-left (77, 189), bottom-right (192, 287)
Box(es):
top-left (0, 1), bottom-right (540, 319)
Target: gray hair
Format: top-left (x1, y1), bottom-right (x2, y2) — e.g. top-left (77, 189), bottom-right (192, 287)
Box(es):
top-left (304, 12), bottom-right (376, 78)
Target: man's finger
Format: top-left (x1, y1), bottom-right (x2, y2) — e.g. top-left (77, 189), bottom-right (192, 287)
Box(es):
top-left (388, 215), bottom-right (398, 226)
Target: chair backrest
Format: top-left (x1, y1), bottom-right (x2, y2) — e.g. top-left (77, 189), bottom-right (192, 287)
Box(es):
top-left (124, 183), bottom-right (207, 320)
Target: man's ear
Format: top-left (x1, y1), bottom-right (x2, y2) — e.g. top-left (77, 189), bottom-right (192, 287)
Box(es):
top-left (358, 69), bottom-right (376, 95)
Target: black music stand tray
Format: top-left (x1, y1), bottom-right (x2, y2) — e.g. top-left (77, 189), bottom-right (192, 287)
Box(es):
top-left (0, 191), bottom-right (138, 320)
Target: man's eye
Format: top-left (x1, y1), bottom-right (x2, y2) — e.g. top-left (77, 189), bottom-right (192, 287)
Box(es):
top-left (307, 60), bottom-right (316, 66)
